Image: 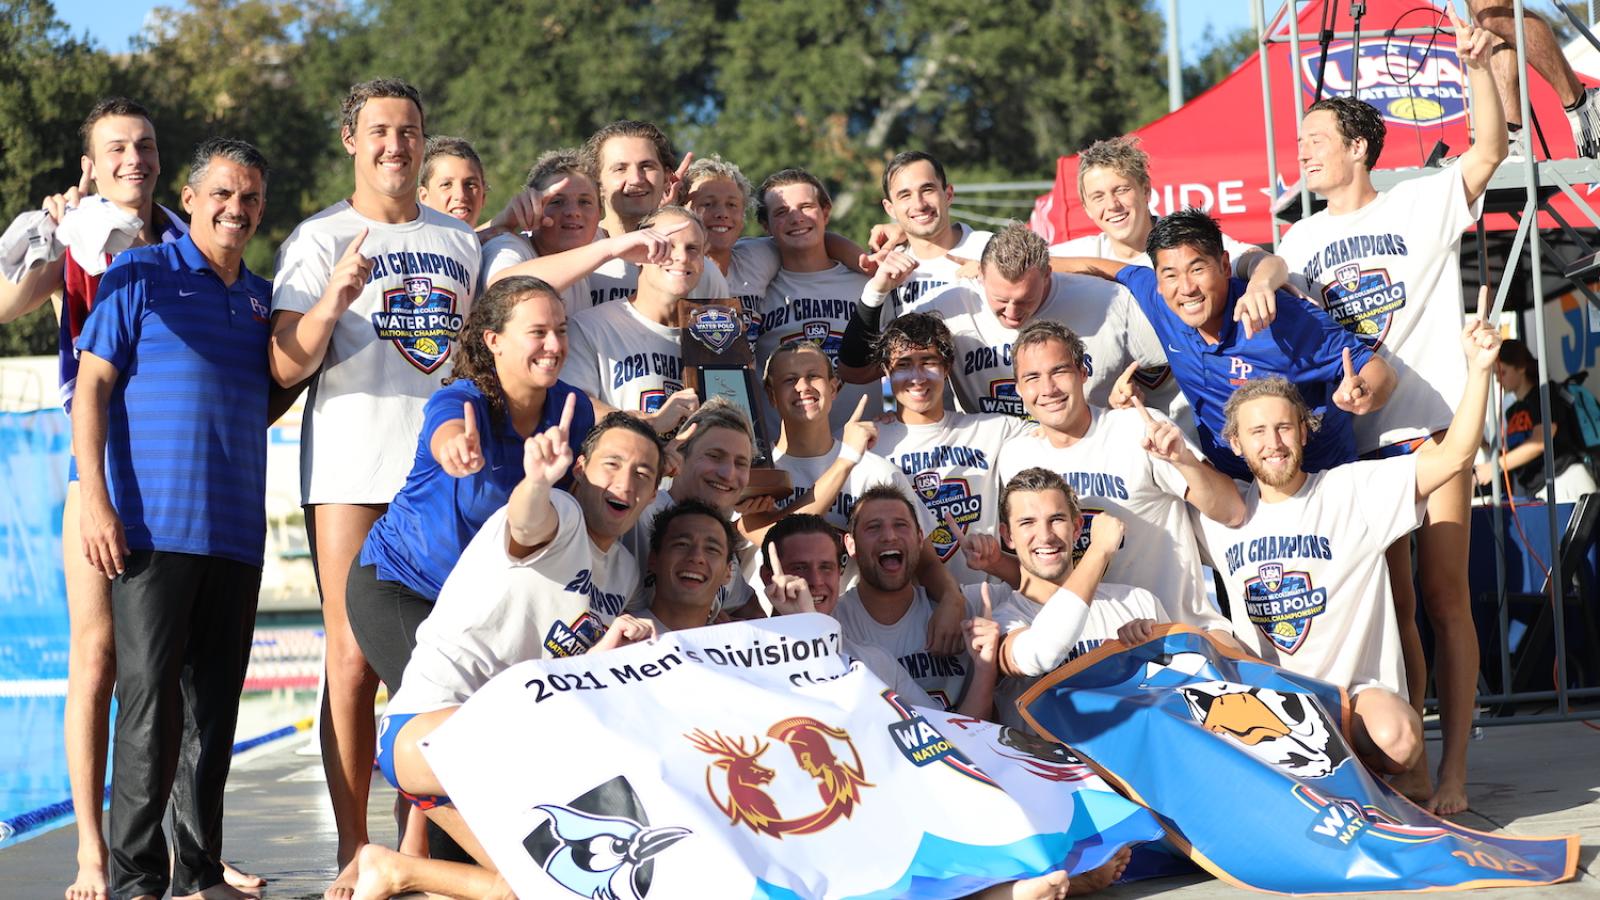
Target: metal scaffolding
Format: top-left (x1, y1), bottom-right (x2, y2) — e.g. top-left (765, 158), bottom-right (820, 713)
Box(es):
top-left (1255, 0), bottom-right (1600, 724)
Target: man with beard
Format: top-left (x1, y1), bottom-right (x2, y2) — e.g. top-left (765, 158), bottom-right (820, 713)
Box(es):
top-left (833, 486), bottom-right (999, 716)
top-left (1124, 316), bottom-right (1503, 781)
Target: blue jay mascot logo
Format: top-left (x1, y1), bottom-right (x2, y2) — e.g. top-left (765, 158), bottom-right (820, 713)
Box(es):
top-left (524, 776), bottom-right (691, 899)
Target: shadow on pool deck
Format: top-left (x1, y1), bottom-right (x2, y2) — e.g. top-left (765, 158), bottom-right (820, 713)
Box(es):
top-left (1, 720), bottom-right (1596, 898)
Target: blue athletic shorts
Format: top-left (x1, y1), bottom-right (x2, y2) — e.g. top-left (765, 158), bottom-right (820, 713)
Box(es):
top-left (376, 712), bottom-right (451, 810)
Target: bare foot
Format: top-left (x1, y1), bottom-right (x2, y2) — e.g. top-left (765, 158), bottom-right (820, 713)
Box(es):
top-left (351, 845), bottom-right (405, 900)
top-left (1067, 846), bottom-right (1131, 895)
top-left (173, 883), bottom-right (263, 900)
top-left (222, 861), bottom-right (266, 889)
top-left (1389, 762), bottom-right (1434, 804)
top-left (1013, 870), bottom-right (1070, 900)
top-left (1425, 773), bottom-right (1469, 816)
top-left (65, 855), bottom-right (109, 900)
top-left (326, 852), bottom-right (362, 900)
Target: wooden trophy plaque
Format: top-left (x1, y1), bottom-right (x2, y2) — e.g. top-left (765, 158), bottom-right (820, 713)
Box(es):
top-left (676, 298), bottom-right (792, 500)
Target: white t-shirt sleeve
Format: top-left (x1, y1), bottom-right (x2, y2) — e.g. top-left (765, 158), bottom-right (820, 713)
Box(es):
top-left (731, 238), bottom-right (782, 293)
top-left (480, 233), bottom-right (536, 291)
top-left (1351, 457), bottom-right (1427, 548)
top-left (559, 310), bottom-right (605, 401)
top-left (696, 260), bottom-right (731, 299)
top-left (1114, 285), bottom-right (1168, 368)
top-left (1221, 233), bottom-right (1264, 279)
top-left (270, 228), bottom-right (336, 315)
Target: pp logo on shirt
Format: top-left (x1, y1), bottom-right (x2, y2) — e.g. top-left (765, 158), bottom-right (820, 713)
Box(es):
top-left (1242, 562), bottom-right (1328, 654)
top-left (1322, 264), bottom-right (1406, 348)
top-left (918, 473), bottom-right (980, 562)
top-left (372, 277), bottom-right (463, 373)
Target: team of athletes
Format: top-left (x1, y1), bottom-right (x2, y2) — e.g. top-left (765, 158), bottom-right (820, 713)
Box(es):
top-left (4, 6), bottom-right (1569, 899)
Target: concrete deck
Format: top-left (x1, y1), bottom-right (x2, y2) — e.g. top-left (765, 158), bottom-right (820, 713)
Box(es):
top-left (1, 715), bottom-right (1596, 898)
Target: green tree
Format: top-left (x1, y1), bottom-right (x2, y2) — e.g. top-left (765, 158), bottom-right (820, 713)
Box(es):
top-left (0, 0), bottom-right (114, 356)
top-left (1182, 25), bottom-right (1256, 100)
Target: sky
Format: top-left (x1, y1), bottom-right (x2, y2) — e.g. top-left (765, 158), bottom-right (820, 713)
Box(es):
top-left (52, 0), bottom-right (1261, 58)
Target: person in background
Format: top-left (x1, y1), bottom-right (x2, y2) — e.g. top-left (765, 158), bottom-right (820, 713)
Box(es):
top-left (1476, 338), bottom-right (1598, 501)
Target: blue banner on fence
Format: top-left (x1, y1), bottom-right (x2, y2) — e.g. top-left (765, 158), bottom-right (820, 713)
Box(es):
top-left (1020, 627), bottom-right (1578, 893)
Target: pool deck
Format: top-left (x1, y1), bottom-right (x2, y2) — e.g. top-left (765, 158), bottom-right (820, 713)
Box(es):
top-left (1, 716), bottom-right (1596, 898)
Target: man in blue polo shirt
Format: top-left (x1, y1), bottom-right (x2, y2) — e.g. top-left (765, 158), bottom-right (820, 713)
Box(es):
top-left (1101, 208), bottom-right (1396, 481)
top-left (72, 137), bottom-right (272, 900)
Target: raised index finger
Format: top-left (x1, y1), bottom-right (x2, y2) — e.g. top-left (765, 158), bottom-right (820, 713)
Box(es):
top-left (538, 176), bottom-right (570, 201)
top-left (344, 228), bottom-right (369, 259)
top-left (766, 542), bottom-right (782, 576)
top-left (1341, 346), bottom-right (1356, 381)
top-left (674, 151), bottom-right (695, 182)
top-left (557, 391), bottom-right (576, 438)
top-left (942, 508), bottom-right (966, 544)
top-left (77, 158), bottom-right (94, 196)
top-left (1131, 393), bottom-right (1156, 425)
top-left (1445, 3), bottom-right (1466, 30)
top-left (462, 401), bottom-right (478, 438)
top-left (1476, 284), bottom-right (1490, 323)
top-left (847, 394), bottom-right (869, 424)
top-left (980, 582), bottom-right (992, 618)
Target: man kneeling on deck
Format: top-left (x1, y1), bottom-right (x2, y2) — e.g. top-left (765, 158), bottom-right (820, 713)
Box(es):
top-left (352, 411), bottom-right (665, 900)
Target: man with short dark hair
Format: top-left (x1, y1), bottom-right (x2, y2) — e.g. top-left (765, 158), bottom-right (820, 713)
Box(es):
top-left (0, 95), bottom-right (202, 900)
top-left (269, 76), bottom-right (481, 896)
top-left (861, 150), bottom-right (993, 314)
top-left (1273, 9), bottom-right (1504, 814)
top-left (1088, 208), bottom-right (1394, 482)
top-left (639, 499), bottom-right (740, 631)
top-left (73, 137), bottom-right (272, 900)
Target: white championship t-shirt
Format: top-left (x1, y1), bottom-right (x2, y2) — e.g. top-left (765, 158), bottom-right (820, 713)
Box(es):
top-left (772, 440), bottom-right (937, 534)
top-left (755, 263), bottom-right (885, 439)
top-left (272, 201), bottom-right (481, 505)
top-left (877, 411), bottom-right (1026, 585)
top-left (586, 254), bottom-right (730, 308)
top-left (980, 581), bottom-right (1163, 731)
top-left (1195, 457), bottom-right (1425, 697)
top-left (477, 231), bottom-right (589, 312)
top-left (562, 299), bottom-right (683, 414)
top-left (919, 273), bottom-right (1166, 419)
top-left (995, 407), bottom-right (1228, 631)
top-left (727, 239), bottom-right (783, 352)
top-left (385, 491), bottom-right (638, 716)
top-left (833, 586), bottom-right (982, 710)
top-left (892, 223), bottom-right (994, 315)
top-left (1276, 165), bottom-right (1481, 452)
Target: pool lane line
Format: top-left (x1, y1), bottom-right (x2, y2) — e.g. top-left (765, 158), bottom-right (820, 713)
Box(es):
top-left (0, 716), bottom-right (315, 846)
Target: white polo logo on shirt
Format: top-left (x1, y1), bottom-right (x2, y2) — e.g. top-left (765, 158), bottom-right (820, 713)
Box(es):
top-left (1243, 563), bottom-right (1328, 654)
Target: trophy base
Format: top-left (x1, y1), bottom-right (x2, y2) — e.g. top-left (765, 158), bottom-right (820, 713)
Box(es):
top-left (742, 466), bottom-right (794, 502)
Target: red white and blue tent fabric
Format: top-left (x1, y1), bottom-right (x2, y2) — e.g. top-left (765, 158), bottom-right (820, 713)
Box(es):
top-left (1031, 0), bottom-right (1597, 245)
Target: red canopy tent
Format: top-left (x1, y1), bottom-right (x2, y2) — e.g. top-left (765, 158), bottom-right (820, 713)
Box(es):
top-left (1030, 0), bottom-right (1598, 246)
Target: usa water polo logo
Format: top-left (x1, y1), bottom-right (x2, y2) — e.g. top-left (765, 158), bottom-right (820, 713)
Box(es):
top-left (372, 276), bottom-right (463, 373)
top-left (639, 380), bottom-right (684, 416)
top-left (1244, 563), bottom-right (1328, 654)
top-left (1321, 263), bottom-right (1407, 346)
top-left (980, 379), bottom-right (1025, 417)
top-left (689, 305), bottom-right (739, 354)
top-left (918, 473), bottom-right (981, 561)
top-left (1300, 39), bottom-right (1468, 127)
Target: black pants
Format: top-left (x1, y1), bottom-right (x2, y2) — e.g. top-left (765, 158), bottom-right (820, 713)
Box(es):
top-left (108, 550), bottom-right (260, 900)
top-left (344, 559), bottom-right (469, 862)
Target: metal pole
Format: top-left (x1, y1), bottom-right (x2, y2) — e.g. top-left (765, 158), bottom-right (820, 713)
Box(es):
top-left (1285, 0), bottom-right (1313, 220)
top-left (1512, 0), bottom-right (1570, 716)
top-left (1259, 0), bottom-right (1284, 249)
top-left (1167, 0), bottom-right (1183, 112)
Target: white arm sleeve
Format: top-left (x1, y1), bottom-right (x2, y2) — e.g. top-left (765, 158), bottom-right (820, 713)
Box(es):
top-left (1007, 587), bottom-right (1092, 677)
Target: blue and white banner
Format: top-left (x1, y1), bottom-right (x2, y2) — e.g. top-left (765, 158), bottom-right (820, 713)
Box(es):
top-left (421, 614), bottom-right (1160, 899)
top-left (1020, 626), bottom-right (1578, 893)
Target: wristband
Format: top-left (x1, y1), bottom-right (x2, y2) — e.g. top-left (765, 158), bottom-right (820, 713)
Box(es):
top-left (1006, 587), bottom-right (1091, 676)
top-left (837, 443), bottom-right (864, 464)
top-left (860, 285), bottom-right (891, 309)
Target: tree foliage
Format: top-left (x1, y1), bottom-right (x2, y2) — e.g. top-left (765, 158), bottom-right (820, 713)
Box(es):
top-left (2, 0), bottom-right (1183, 355)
